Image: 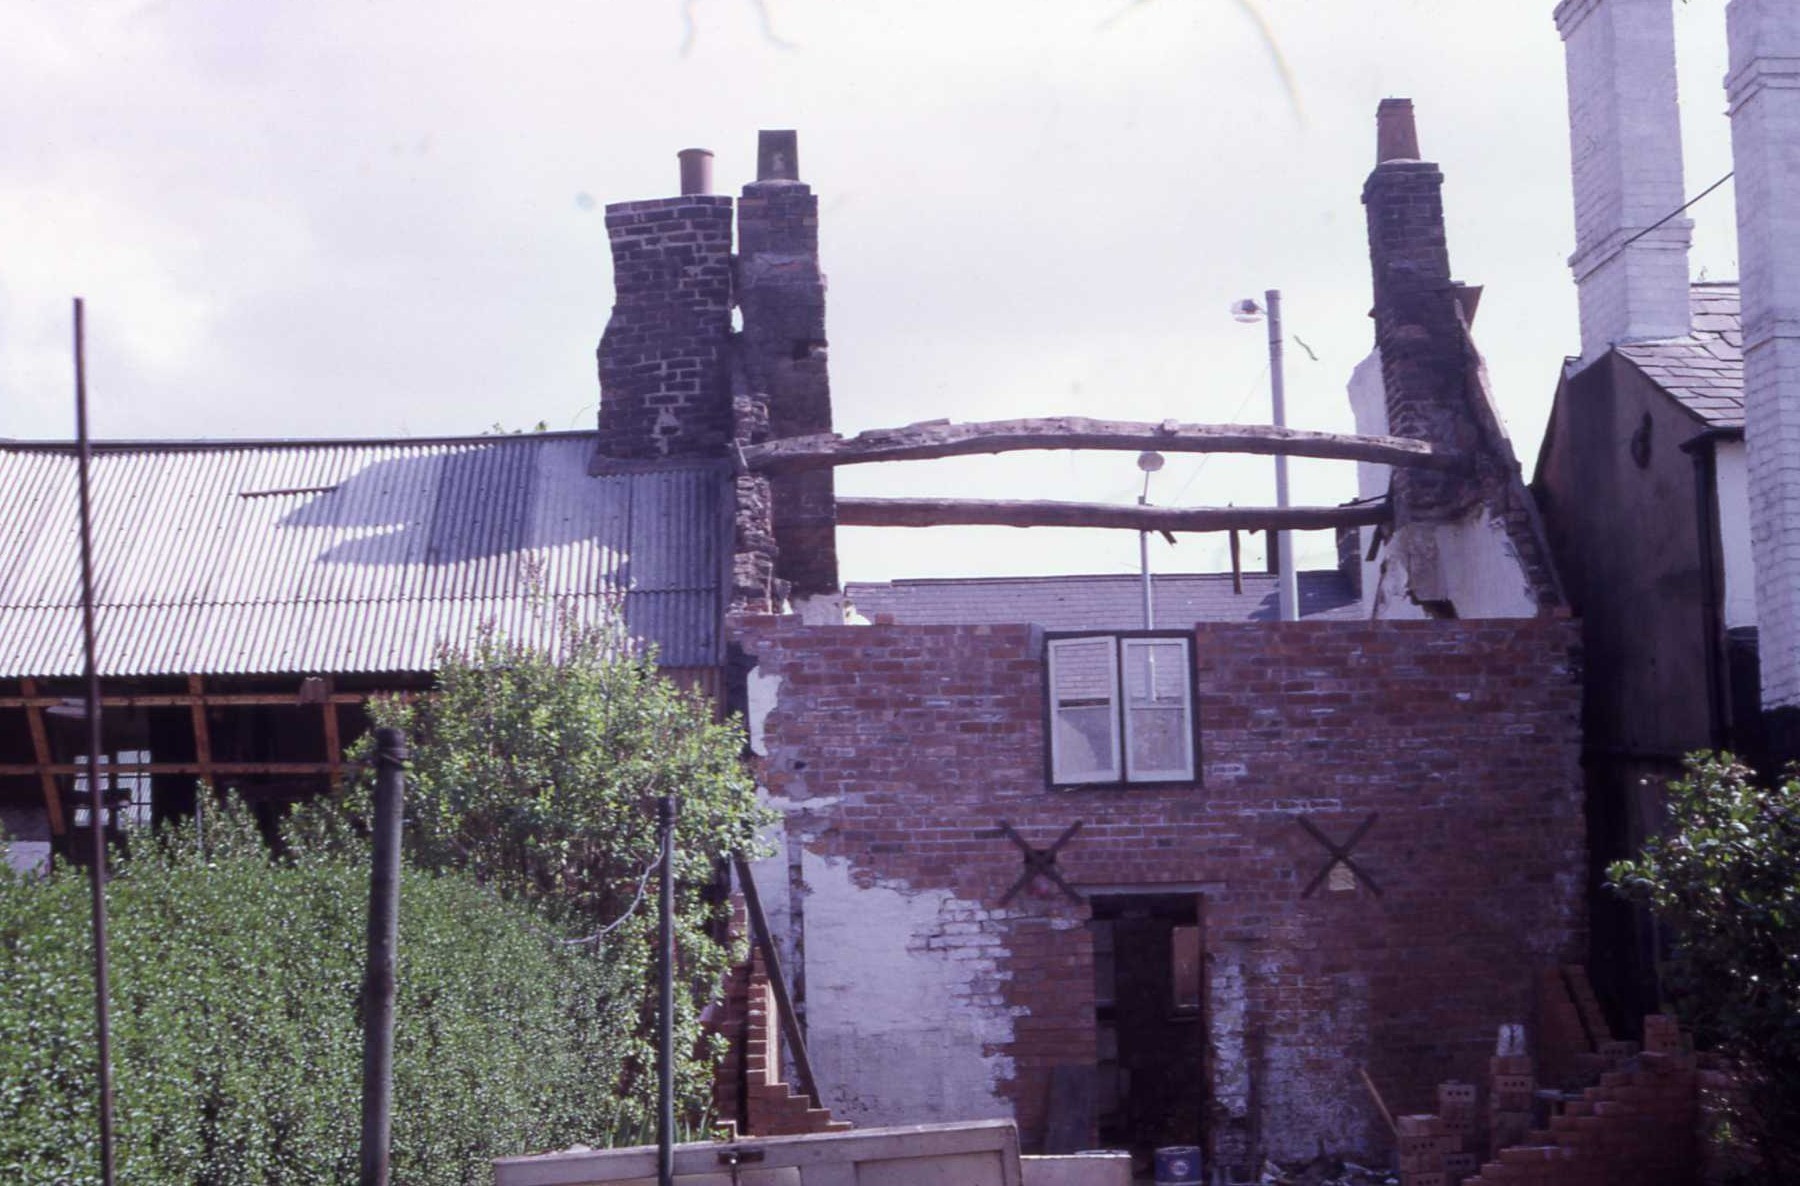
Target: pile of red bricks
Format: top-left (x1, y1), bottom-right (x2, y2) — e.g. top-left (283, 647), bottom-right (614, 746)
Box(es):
top-left (710, 929), bottom-right (850, 1140)
top-left (1463, 1017), bottom-right (1695, 1186)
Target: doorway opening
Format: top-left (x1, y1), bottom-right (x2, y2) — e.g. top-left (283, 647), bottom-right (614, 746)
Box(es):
top-left (1089, 892), bottom-right (1206, 1167)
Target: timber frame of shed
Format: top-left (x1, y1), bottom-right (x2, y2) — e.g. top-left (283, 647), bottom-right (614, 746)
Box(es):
top-left (0, 673), bottom-right (427, 857)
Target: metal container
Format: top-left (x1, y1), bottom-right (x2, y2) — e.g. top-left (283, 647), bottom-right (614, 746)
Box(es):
top-left (1153, 1145), bottom-right (1202, 1186)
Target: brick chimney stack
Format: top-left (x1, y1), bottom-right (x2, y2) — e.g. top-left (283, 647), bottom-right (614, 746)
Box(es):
top-left (1556, 0), bottom-right (1693, 367)
top-left (595, 155), bottom-right (735, 460)
top-left (1727, 0), bottom-right (1800, 719)
top-left (1362, 100), bottom-right (1479, 522)
top-left (736, 130), bottom-right (839, 597)
top-left (1376, 98), bottom-right (1420, 164)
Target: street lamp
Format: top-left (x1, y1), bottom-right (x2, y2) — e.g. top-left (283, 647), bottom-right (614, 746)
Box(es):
top-left (1137, 450), bottom-right (1164, 629)
top-left (1231, 291), bottom-right (1298, 622)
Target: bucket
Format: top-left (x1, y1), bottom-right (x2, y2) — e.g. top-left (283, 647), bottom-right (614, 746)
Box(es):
top-left (1153, 1145), bottom-right (1202, 1186)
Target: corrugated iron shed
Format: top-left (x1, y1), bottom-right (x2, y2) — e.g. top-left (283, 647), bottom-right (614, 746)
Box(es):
top-left (0, 432), bottom-right (727, 676)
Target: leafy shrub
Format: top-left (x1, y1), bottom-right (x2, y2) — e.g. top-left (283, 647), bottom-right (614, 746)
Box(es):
top-left (1608, 754), bottom-right (1800, 1185)
top-left (358, 621), bottom-right (771, 1112)
top-left (0, 805), bottom-right (639, 1186)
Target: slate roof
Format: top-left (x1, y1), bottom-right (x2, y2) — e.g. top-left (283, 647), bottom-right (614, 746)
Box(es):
top-left (0, 433), bottom-right (726, 677)
top-left (846, 570), bottom-right (1363, 630)
top-left (1617, 284), bottom-right (1744, 429)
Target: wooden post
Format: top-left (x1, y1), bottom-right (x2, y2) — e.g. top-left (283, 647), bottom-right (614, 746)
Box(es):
top-left (732, 852), bottom-right (822, 1108)
top-left (359, 727), bottom-right (406, 1186)
top-left (657, 795), bottom-right (676, 1186)
top-left (187, 676), bottom-right (213, 824)
top-left (21, 679), bottom-right (65, 836)
top-left (321, 676), bottom-right (343, 795)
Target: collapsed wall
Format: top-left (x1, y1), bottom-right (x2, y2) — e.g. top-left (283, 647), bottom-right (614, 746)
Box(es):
top-left (732, 616), bottom-right (1586, 1164)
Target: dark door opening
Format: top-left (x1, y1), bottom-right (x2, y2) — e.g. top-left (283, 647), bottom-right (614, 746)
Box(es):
top-left (1090, 892), bottom-right (1206, 1168)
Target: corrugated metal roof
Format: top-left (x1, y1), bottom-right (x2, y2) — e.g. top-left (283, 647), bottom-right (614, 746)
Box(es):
top-left (1618, 284), bottom-right (1744, 429)
top-left (846, 570), bottom-right (1362, 629)
top-left (0, 433), bottom-right (726, 676)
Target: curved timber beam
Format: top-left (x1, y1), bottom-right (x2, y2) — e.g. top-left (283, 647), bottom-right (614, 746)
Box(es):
top-left (835, 497), bottom-right (1390, 533)
top-left (742, 417), bottom-right (1458, 473)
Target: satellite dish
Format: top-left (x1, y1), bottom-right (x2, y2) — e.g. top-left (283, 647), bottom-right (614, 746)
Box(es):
top-left (1230, 298), bottom-right (1265, 323)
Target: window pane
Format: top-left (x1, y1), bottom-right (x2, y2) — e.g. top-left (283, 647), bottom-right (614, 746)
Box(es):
top-left (1055, 705), bottom-right (1118, 781)
top-left (1128, 706), bottom-right (1188, 777)
top-left (1049, 637), bottom-right (1119, 782)
top-left (1051, 637), bottom-right (1115, 704)
top-left (1122, 639), bottom-right (1193, 781)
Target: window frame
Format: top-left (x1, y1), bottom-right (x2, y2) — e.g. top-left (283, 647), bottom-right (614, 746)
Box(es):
top-left (1043, 630), bottom-right (1200, 789)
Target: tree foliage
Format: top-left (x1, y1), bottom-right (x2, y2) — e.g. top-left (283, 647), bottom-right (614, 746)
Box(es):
top-left (1608, 754), bottom-right (1800, 1184)
top-left (357, 619), bottom-right (771, 1116)
top-left (0, 804), bottom-right (637, 1186)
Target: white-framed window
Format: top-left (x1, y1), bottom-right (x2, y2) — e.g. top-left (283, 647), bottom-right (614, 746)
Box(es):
top-left (70, 750), bottom-right (153, 830)
top-left (1046, 634), bottom-right (1196, 786)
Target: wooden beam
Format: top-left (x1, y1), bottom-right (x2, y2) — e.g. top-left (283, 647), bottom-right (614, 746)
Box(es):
top-left (320, 677), bottom-right (343, 795)
top-left (0, 762), bottom-right (336, 777)
top-left (188, 675), bottom-right (214, 792)
top-left (20, 679), bottom-right (65, 836)
top-left (0, 691), bottom-right (372, 709)
top-left (742, 417), bottom-right (1460, 473)
top-left (836, 498), bottom-right (1389, 533)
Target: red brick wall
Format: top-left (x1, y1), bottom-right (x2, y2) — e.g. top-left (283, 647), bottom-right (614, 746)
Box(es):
top-left (733, 616), bottom-right (1586, 1163)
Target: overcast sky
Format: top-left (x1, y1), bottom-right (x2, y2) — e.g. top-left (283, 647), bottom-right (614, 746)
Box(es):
top-left (0, 1), bottom-right (1741, 584)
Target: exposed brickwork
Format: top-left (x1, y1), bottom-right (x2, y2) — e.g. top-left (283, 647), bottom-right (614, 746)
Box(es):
top-left (737, 178), bottom-right (838, 596)
top-left (596, 196), bottom-right (735, 460)
top-left (1463, 1049), bottom-right (1698, 1186)
top-left (731, 616), bottom-right (1587, 1163)
top-left (731, 372), bottom-right (782, 611)
top-left (1363, 160), bottom-right (1472, 523)
top-left (1362, 126), bottom-right (1563, 612)
top-left (711, 898), bottom-right (849, 1138)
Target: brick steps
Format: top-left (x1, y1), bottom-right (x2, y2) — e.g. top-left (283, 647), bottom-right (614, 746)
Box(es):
top-left (709, 896), bottom-right (849, 1139)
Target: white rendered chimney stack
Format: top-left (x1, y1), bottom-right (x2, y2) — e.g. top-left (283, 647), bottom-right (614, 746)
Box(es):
top-left (1556, 0), bottom-right (1693, 366)
top-left (1727, 0), bottom-right (1800, 712)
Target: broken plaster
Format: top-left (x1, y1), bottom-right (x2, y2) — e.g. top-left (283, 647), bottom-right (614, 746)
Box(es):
top-left (798, 849), bottom-right (1017, 1129)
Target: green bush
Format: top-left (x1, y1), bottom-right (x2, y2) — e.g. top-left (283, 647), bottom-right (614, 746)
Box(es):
top-left (0, 805), bottom-right (640, 1186)
top-left (358, 621), bottom-right (771, 1113)
top-left (1609, 754), bottom-right (1800, 1185)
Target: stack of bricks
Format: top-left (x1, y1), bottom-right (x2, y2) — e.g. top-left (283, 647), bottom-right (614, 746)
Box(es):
top-left (1438, 1082), bottom-right (1481, 1182)
top-left (1490, 1050), bottom-right (1536, 1153)
top-left (1397, 1113), bottom-right (1469, 1186)
top-left (1461, 1015), bottom-right (1698, 1186)
top-left (709, 902), bottom-right (849, 1139)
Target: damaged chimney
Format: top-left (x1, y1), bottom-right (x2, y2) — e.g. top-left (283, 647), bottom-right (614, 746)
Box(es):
top-left (1727, 0), bottom-right (1800, 725)
top-left (595, 151), bottom-right (735, 461)
top-left (1556, 0), bottom-right (1693, 366)
top-left (1362, 100), bottom-right (1480, 522)
top-left (736, 129), bottom-right (839, 598)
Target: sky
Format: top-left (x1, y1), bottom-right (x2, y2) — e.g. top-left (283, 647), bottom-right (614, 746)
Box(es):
top-left (0, 0), bottom-right (1742, 585)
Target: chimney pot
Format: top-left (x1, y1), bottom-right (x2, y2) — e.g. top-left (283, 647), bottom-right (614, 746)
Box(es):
top-left (1376, 99), bottom-right (1421, 164)
top-left (757, 130), bottom-right (800, 182)
top-left (678, 148), bottom-right (714, 196)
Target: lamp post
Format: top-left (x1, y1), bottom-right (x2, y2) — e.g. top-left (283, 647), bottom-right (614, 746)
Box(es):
top-left (1233, 290), bottom-right (1299, 622)
top-left (1136, 451), bottom-right (1164, 629)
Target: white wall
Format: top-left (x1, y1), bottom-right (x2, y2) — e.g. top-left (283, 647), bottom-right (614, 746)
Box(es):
top-left (800, 851), bottom-right (1017, 1128)
top-left (1728, 0), bottom-right (1800, 708)
top-left (1715, 440), bottom-right (1757, 630)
